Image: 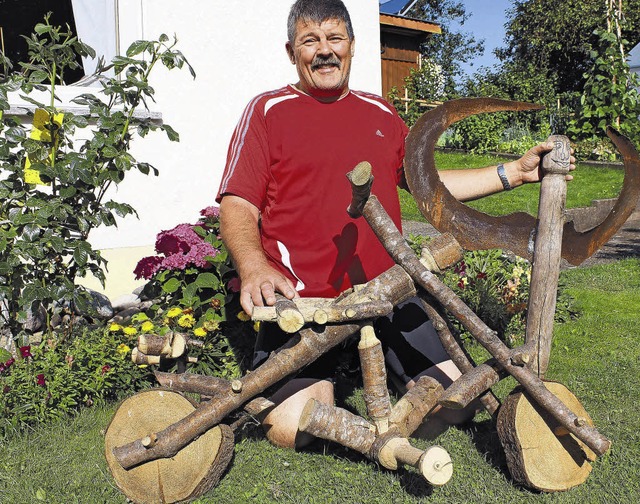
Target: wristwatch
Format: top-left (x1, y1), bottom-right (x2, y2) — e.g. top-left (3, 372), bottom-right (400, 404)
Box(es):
top-left (497, 164), bottom-right (512, 191)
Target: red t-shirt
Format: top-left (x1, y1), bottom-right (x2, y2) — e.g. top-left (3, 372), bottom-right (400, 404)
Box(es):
top-left (217, 85), bottom-right (408, 297)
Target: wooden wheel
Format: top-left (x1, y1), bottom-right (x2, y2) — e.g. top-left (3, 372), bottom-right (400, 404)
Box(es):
top-left (497, 381), bottom-right (596, 492)
top-left (105, 388), bottom-right (234, 503)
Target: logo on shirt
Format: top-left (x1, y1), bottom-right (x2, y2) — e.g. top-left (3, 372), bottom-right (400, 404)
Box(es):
top-left (376, 129), bottom-right (385, 138)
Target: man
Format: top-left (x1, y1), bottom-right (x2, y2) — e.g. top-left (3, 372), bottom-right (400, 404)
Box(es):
top-left (217, 0), bottom-right (573, 448)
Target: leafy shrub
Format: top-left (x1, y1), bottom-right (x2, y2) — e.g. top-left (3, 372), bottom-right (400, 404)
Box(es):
top-left (132, 206), bottom-right (254, 378)
top-left (406, 237), bottom-right (580, 348)
top-left (0, 328), bottom-right (154, 435)
top-left (387, 60), bottom-right (448, 127)
top-left (0, 17), bottom-right (193, 341)
top-left (568, 28), bottom-right (640, 148)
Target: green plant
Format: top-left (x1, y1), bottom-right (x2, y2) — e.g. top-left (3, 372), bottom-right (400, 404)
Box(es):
top-left (437, 249), bottom-right (579, 347)
top-left (0, 16), bottom-right (194, 341)
top-left (387, 60), bottom-right (448, 126)
top-left (568, 26), bottom-right (640, 148)
top-left (133, 206), bottom-right (254, 377)
top-left (0, 327), bottom-right (154, 434)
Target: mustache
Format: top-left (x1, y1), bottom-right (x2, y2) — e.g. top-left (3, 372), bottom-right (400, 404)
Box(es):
top-left (311, 55), bottom-right (341, 71)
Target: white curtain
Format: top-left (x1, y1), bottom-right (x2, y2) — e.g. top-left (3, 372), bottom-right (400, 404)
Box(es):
top-left (71, 0), bottom-right (117, 77)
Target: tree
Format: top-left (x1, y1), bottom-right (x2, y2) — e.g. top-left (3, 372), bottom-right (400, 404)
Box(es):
top-left (497, 0), bottom-right (640, 97)
top-left (405, 0), bottom-right (484, 95)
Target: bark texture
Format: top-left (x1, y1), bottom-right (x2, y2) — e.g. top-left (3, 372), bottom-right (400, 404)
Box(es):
top-left (358, 324), bottom-right (391, 432)
top-left (389, 375), bottom-right (443, 438)
top-left (112, 266), bottom-right (416, 470)
top-left (361, 195), bottom-right (611, 457)
top-left (525, 135), bottom-right (571, 377)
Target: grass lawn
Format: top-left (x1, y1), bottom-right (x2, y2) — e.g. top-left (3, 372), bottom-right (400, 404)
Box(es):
top-left (400, 151), bottom-right (625, 221)
top-left (2, 259), bottom-right (639, 503)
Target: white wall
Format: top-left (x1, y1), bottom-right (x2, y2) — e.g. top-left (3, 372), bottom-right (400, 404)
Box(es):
top-left (90, 0), bottom-right (383, 251)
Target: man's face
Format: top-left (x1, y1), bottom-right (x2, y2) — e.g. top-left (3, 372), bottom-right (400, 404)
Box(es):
top-left (286, 18), bottom-right (355, 101)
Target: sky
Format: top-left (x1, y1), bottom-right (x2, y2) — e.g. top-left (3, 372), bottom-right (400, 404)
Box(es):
top-left (453, 0), bottom-right (513, 78)
top-left (380, 0), bottom-right (514, 78)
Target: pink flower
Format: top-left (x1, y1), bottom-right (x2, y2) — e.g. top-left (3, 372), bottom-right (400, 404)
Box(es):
top-left (200, 206), bottom-right (220, 219)
top-left (19, 346), bottom-right (32, 358)
top-left (134, 255), bottom-right (163, 280)
top-left (36, 374), bottom-right (46, 386)
top-left (155, 224), bottom-right (200, 255)
top-left (227, 276), bottom-right (241, 293)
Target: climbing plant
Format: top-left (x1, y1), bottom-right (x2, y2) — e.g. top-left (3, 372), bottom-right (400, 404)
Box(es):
top-left (0, 16), bottom-right (194, 340)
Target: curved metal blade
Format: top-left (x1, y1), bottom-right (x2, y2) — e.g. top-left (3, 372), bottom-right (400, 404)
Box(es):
top-left (405, 98), bottom-right (640, 265)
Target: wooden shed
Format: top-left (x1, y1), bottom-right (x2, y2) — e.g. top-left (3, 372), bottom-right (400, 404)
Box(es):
top-left (379, 13), bottom-right (441, 100)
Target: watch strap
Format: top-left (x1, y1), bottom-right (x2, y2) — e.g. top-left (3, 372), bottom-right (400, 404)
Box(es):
top-left (497, 164), bottom-right (512, 191)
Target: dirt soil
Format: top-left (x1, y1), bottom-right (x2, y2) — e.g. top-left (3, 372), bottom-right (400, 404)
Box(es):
top-left (402, 200), bottom-right (640, 269)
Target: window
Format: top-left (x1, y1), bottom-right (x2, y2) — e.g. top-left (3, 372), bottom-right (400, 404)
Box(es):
top-left (0, 0), bottom-right (117, 83)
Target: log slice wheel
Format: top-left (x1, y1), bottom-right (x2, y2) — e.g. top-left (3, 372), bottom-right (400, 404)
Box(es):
top-left (105, 388), bottom-right (234, 503)
top-left (496, 381), bottom-right (596, 492)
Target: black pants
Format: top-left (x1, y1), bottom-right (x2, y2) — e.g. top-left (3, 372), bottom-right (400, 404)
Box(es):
top-left (252, 297), bottom-right (450, 385)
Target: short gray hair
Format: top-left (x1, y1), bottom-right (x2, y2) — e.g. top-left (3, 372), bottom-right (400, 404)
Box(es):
top-left (287, 0), bottom-right (354, 43)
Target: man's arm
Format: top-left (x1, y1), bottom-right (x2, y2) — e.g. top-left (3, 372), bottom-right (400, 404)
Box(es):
top-left (438, 142), bottom-right (575, 202)
top-left (219, 195), bottom-right (297, 315)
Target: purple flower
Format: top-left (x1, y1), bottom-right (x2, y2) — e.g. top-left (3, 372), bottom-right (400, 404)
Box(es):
top-left (19, 346), bottom-right (32, 358)
top-left (134, 255), bottom-right (164, 280)
top-left (36, 374), bottom-right (46, 386)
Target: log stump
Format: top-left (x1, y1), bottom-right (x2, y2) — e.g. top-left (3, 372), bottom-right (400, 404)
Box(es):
top-left (105, 389), bottom-right (234, 503)
top-left (497, 381), bottom-right (596, 492)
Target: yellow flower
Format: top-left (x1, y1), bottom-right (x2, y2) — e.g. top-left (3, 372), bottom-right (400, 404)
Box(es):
top-left (116, 343), bottom-right (131, 358)
top-left (109, 323), bottom-right (122, 332)
top-left (203, 319), bottom-right (220, 332)
top-left (178, 314), bottom-right (196, 328)
top-left (512, 265), bottom-right (525, 279)
top-left (237, 311), bottom-right (250, 322)
top-left (123, 326), bottom-right (138, 336)
top-left (167, 307), bottom-right (183, 319)
top-left (141, 321), bottom-right (155, 333)
top-left (138, 364), bottom-right (148, 369)
top-left (193, 327), bottom-right (207, 338)
top-left (253, 321), bottom-right (261, 333)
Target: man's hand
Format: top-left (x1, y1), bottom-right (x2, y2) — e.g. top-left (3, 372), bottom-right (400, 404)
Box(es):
top-left (219, 194), bottom-right (299, 316)
top-left (515, 141), bottom-right (576, 185)
top-left (238, 264), bottom-right (298, 316)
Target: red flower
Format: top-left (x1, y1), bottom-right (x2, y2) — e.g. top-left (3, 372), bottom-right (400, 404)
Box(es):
top-left (36, 374), bottom-right (46, 386)
top-left (476, 272), bottom-right (487, 280)
top-left (19, 345), bottom-right (32, 358)
top-left (457, 280), bottom-right (465, 290)
top-left (134, 255), bottom-right (163, 280)
top-left (4, 358), bottom-right (15, 368)
top-left (101, 365), bottom-right (111, 375)
top-left (227, 276), bottom-right (241, 293)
